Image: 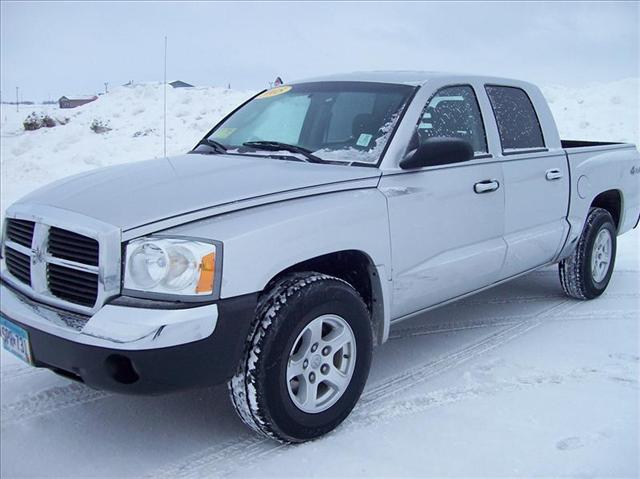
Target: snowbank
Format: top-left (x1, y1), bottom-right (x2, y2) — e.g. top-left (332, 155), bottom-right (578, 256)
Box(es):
top-left (542, 78), bottom-right (639, 145)
top-left (0, 83), bottom-right (254, 215)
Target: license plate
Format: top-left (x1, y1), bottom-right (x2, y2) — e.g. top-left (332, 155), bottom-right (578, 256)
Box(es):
top-left (1, 316), bottom-right (33, 365)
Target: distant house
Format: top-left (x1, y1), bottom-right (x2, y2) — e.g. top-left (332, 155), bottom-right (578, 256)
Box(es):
top-left (169, 80), bottom-right (194, 88)
top-left (58, 95), bottom-right (98, 109)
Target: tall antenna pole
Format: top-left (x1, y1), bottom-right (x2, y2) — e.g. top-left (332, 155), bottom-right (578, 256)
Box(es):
top-left (163, 36), bottom-right (167, 158)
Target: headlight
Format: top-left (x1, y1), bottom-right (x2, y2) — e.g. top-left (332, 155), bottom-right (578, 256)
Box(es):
top-left (123, 237), bottom-right (219, 298)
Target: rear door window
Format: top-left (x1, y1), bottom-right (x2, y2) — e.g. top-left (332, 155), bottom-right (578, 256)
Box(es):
top-left (416, 85), bottom-right (488, 155)
top-left (485, 85), bottom-right (545, 152)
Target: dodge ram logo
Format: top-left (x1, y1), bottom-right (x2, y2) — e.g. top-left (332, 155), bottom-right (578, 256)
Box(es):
top-left (32, 246), bottom-right (45, 265)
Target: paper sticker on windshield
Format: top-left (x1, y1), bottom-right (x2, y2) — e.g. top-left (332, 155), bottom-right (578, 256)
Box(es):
top-left (212, 127), bottom-right (236, 139)
top-left (256, 85), bottom-right (292, 99)
top-left (356, 133), bottom-right (373, 147)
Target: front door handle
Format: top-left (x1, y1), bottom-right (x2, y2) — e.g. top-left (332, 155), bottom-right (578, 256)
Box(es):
top-left (546, 168), bottom-right (563, 181)
top-left (474, 179), bottom-right (500, 194)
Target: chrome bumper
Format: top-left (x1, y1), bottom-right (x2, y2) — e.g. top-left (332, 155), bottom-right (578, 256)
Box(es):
top-left (0, 281), bottom-right (218, 351)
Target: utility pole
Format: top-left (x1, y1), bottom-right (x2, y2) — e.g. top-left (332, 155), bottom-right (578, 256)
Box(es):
top-left (16, 87), bottom-right (19, 112)
top-left (104, 82), bottom-right (109, 94)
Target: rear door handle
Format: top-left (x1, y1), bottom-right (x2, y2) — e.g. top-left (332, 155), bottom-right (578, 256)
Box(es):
top-left (474, 179), bottom-right (500, 194)
top-left (546, 168), bottom-right (563, 181)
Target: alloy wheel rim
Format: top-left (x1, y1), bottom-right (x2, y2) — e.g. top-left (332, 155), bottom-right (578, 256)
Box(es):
top-left (591, 228), bottom-right (612, 283)
top-left (286, 314), bottom-right (357, 414)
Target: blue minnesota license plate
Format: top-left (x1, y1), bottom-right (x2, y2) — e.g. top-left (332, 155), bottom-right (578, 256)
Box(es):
top-left (1, 316), bottom-right (33, 365)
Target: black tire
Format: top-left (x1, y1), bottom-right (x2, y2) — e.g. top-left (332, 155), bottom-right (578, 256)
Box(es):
top-left (228, 272), bottom-right (372, 443)
top-left (559, 207), bottom-right (617, 299)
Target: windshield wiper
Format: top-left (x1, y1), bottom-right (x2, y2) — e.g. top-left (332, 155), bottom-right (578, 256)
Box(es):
top-left (194, 138), bottom-right (227, 154)
top-left (243, 141), bottom-right (325, 163)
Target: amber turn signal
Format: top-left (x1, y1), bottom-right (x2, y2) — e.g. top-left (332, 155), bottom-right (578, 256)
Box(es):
top-left (196, 252), bottom-right (216, 294)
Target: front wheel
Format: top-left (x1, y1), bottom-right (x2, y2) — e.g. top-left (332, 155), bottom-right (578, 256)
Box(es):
top-left (228, 272), bottom-right (372, 443)
top-left (559, 207), bottom-right (617, 299)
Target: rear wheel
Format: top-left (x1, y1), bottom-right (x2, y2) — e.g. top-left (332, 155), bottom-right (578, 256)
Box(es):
top-left (228, 272), bottom-right (372, 443)
top-left (559, 207), bottom-right (617, 299)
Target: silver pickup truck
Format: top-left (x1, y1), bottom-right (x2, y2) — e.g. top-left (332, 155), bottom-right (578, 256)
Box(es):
top-left (1, 72), bottom-right (639, 443)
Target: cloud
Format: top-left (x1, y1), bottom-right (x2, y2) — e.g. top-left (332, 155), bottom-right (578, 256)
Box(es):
top-left (1, 1), bottom-right (637, 100)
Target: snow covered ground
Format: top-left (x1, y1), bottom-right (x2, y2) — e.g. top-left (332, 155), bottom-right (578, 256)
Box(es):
top-left (1, 79), bottom-right (639, 478)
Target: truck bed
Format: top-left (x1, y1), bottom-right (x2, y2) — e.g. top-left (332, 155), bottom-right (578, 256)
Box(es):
top-left (561, 137), bottom-right (640, 250)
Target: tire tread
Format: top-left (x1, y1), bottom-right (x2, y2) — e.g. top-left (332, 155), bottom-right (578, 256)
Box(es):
top-left (558, 207), bottom-right (615, 300)
top-left (228, 272), bottom-right (363, 443)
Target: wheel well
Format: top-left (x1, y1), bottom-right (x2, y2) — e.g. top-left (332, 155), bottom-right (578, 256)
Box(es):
top-left (591, 190), bottom-right (622, 231)
top-left (264, 250), bottom-right (385, 345)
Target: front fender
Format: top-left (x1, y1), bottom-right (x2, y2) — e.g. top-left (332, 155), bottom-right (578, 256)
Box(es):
top-left (161, 188), bottom-right (392, 299)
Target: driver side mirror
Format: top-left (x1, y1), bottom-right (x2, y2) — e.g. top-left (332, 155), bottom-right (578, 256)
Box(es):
top-left (399, 137), bottom-right (474, 170)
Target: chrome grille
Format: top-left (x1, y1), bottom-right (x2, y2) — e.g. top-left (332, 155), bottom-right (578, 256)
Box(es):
top-left (4, 248), bottom-right (31, 286)
top-left (47, 263), bottom-right (99, 307)
top-left (1, 208), bottom-right (122, 314)
top-left (48, 227), bottom-right (99, 266)
top-left (6, 219), bottom-right (35, 248)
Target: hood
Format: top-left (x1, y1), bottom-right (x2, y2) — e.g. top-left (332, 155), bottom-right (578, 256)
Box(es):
top-left (17, 154), bottom-right (381, 231)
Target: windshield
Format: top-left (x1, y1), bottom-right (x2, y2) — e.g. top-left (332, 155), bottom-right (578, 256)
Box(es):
top-left (202, 81), bottom-right (415, 165)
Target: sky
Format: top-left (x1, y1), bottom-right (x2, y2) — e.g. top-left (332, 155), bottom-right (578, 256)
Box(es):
top-left (1, 1), bottom-right (638, 101)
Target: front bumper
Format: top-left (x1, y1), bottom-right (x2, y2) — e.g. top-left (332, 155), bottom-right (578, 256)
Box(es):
top-left (1, 281), bottom-right (258, 393)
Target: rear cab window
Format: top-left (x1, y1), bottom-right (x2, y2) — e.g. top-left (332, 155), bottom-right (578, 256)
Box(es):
top-left (485, 85), bottom-right (545, 154)
top-left (415, 85), bottom-right (488, 156)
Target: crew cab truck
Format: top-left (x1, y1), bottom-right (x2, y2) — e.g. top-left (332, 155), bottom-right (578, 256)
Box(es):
top-left (1, 72), bottom-right (639, 443)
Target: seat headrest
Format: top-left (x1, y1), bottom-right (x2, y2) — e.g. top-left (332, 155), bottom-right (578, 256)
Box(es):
top-left (352, 113), bottom-right (378, 137)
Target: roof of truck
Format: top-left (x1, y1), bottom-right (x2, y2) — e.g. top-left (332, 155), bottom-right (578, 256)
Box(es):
top-left (291, 71), bottom-right (522, 87)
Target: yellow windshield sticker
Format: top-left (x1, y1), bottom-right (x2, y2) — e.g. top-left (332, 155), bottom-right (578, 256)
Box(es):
top-left (212, 127), bottom-right (236, 139)
top-left (256, 85), bottom-right (292, 99)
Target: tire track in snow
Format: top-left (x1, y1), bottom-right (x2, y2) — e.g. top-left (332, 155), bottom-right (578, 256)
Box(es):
top-left (358, 309), bottom-right (557, 408)
top-left (149, 436), bottom-right (282, 479)
top-left (147, 299), bottom-right (577, 479)
top-left (352, 364), bottom-right (638, 429)
top-left (1, 381), bottom-right (112, 427)
top-left (389, 293), bottom-right (638, 341)
top-left (4, 288), bottom-right (633, 473)
top-left (198, 357), bottom-right (638, 479)
top-left (147, 434), bottom-right (289, 479)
